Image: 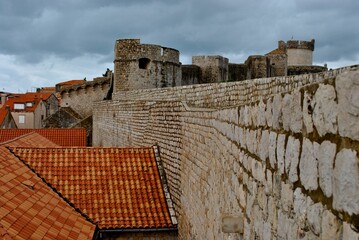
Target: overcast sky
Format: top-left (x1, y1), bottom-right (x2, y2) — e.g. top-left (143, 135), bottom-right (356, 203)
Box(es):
top-left (1, 0), bottom-right (358, 93)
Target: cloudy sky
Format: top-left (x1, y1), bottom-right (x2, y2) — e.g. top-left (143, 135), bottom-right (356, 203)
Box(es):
top-left (1, 0), bottom-right (358, 93)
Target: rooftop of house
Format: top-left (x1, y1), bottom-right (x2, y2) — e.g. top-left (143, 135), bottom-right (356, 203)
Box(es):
top-left (10, 146), bottom-right (177, 230)
top-left (1, 92), bottom-right (54, 112)
top-left (0, 133), bottom-right (96, 239)
top-left (0, 109), bottom-right (9, 126)
top-left (266, 47), bottom-right (286, 55)
top-left (0, 128), bottom-right (87, 146)
top-left (0, 132), bottom-right (177, 238)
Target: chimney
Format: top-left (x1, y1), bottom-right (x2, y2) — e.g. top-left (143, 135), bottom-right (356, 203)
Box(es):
top-left (0, 94), bottom-right (7, 108)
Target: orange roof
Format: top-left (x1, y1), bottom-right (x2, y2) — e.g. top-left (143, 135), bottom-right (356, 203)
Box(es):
top-left (1, 92), bottom-right (53, 112)
top-left (0, 135), bottom-right (95, 239)
top-left (0, 128), bottom-right (87, 146)
top-left (0, 132), bottom-right (59, 148)
top-left (0, 223), bottom-right (13, 240)
top-left (0, 109), bottom-right (8, 125)
top-left (57, 80), bottom-right (86, 86)
top-left (10, 146), bottom-right (177, 230)
top-left (266, 48), bottom-right (286, 55)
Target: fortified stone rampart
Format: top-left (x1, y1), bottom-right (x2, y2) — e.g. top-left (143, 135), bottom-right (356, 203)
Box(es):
top-left (114, 39), bottom-right (181, 91)
top-left (61, 77), bottom-right (110, 117)
top-left (94, 65), bottom-right (359, 239)
top-left (192, 56), bottom-right (229, 83)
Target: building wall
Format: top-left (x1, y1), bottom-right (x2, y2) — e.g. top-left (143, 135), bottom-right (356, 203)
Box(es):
top-left (12, 112), bottom-right (34, 128)
top-left (93, 65), bottom-right (359, 239)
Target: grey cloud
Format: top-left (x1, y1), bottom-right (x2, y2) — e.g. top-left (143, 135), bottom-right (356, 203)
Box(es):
top-left (0, 0), bottom-right (358, 92)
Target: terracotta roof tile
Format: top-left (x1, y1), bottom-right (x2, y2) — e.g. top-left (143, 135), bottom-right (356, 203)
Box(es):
top-left (0, 128), bottom-right (87, 146)
top-left (1, 92), bottom-right (53, 112)
top-left (0, 109), bottom-right (8, 126)
top-left (266, 48), bottom-right (286, 55)
top-left (10, 146), bottom-right (177, 230)
top-left (0, 135), bottom-right (95, 239)
top-left (56, 80), bottom-right (86, 87)
top-left (1, 132), bottom-right (59, 148)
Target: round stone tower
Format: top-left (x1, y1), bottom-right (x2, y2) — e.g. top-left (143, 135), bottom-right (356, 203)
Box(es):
top-left (113, 39), bottom-right (181, 92)
top-left (286, 39), bottom-right (315, 66)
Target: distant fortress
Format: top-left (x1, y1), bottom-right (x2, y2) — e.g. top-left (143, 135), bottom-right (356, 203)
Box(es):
top-left (113, 38), bottom-right (327, 91)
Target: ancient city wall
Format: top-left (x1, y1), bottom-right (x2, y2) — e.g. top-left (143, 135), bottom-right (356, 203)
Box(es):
top-left (93, 65), bottom-right (359, 239)
top-left (61, 78), bottom-right (110, 117)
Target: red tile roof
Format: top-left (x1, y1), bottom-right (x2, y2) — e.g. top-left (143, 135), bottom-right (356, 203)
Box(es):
top-left (57, 80), bottom-right (86, 87)
top-left (10, 146), bottom-right (177, 230)
top-left (0, 135), bottom-right (95, 239)
top-left (0, 109), bottom-right (8, 126)
top-left (0, 128), bottom-right (87, 146)
top-left (0, 223), bottom-right (13, 240)
top-left (1, 132), bottom-right (59, 148)
top-left (1, 92), bottom-right (53, 112)
top-left (266, 48), bottom-right (286, 55)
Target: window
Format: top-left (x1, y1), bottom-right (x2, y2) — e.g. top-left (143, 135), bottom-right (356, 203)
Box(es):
top-left (138, 58), bottom-right (151, 69)
top-left (19, 115), bottom-right (25, 124)
top-left (14, 103), bottom-right (25, 110)
top-left (26, 102), bottom-right (33, 107)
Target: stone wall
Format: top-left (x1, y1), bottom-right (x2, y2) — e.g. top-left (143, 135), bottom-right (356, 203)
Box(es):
top-left (192, 56), bottom-right (229, 83)
top-left (93, 65), bottom-right (359, 239)
top-left (61, 78), bottom-right (110, 117)
top-left (114, 39), bottom-right (181, 91)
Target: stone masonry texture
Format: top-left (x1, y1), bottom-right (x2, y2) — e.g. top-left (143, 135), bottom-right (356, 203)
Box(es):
top-left (93, 65), bottom-right (359, 239)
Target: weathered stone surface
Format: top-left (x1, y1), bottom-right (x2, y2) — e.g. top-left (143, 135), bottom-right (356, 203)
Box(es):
top-left (258, 99), bottom-right (266, 126)
top-left (285, 136), bottom-right (300, 183)
top-left (299, 138), bottom-right (319, 191)
top-left (343, 222), bottom-right (359, 240)
top-left (279, 91), bottom-right (302, 133)
top-left (293, 188), bottom-right (307, 224)
top-left (265, 97), bottom-right (273, 127)
top-left (318, 141), bottom-right (336, 197)
top-left (312, 84), bottom-right (338, 136)
top-left (303, 91), bottom-right (314, 133)
top-left (336, 70), bottom-right (359, 141)
top-left (333, 149), bottom-right (359, 215)
top-left (276, 134), bottom-right (286, 175)
top-left (321, 209), bottom-right (341, 240)
top-left (281, 181), bottom-right (293, 213)
top-left (272, 94), bottom-right (282, 130)
top-left (268, 131), bottom-right (277, 169)
top-left (282, 94), bottom-right (292, 131)
top-left (259, 130), bottom-right (269, 161)
top-left (307, 202), bottom-right (323, 236)
top-left (222, 215), bottom-right (244, 233)
top-left (290, 91), bottom-right (302, 133)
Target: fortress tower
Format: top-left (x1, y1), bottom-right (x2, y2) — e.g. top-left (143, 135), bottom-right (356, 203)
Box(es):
top-left (285, 39), bottom-right (315, 66)
top-left (113, 39), bottom-right (181, 92)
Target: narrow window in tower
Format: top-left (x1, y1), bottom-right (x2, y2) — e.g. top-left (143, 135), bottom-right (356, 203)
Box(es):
top-left (139, 58), bottom-right (151, 69)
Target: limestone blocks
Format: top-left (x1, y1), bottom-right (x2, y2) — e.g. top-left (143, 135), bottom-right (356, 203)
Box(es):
top-left (318, 141), bottom-right (336, 197)
top-left (299, 138), bottom-right (319, 191)
top-left (333, 148), bottom-right (359, 215)
top-left (312, 84), bottom-right (338, 136)
top-left (336, 70), bottom-right (359, 141)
